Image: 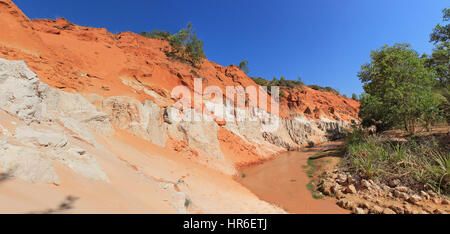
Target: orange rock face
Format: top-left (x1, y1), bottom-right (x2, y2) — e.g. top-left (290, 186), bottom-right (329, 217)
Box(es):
top-left (0, 0), bottom-right (360, 173)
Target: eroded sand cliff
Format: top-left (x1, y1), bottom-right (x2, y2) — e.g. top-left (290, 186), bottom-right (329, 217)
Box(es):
top-left (0, 0), bottom-right (359, 213)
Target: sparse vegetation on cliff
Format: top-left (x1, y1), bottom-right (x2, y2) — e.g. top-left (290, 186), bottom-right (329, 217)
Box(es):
top-left (141, 22), bottom-right (206, 65)
top-left (307, 84), bottom-right (340, 96)
top-left (250, 76), bottom-right (305, 88)
top-left (249, 75), bottom-right (347, 97)
top-left (238, 60), bottom-right (249, 74)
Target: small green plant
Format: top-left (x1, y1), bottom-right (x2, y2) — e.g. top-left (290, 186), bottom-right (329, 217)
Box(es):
top-left (241, 173), bottom-right (246, 178)
top-left (306, 180), bottom-right (314, 191)
top-left (307, 180), bottom-right (324, 199)
top-left (239, 60), bottom-right (249, 74)
top-left (305, 159), bottom-right (316, 178)
top-left (312, 192), bottom-right (324, 199)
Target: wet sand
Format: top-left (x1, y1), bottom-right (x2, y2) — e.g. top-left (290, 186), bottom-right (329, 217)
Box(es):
top-left (237, 141), bottom-right (349, 214)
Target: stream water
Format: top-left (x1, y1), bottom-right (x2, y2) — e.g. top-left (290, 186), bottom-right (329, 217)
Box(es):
top-left (237, 141), bottom-right (349, 214)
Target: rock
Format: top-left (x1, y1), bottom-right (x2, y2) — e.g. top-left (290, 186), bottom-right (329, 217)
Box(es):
top-left (442, 199), bottom-right (450, 205)
top-left (330, 173), bottom-right (338, 180)
top-left (418, 210), bottom-right (429, 214)
top-left (420, 191), bottom-right (430, 200)
top-left (389, 205), bottom-right (404, 214)
top-left (334, 191), bottom-right (345, 199)
top-left (371, 184), bottom-right (381, 192)
top-left (15, 126), bottom-right (68, 148)
top-left (178, 111), bottom-right (224, 161)
top-left (359, 201), bottom-right (370, 209)
top-left (395, 186), bottom-right (409, 193)
top-left (382, 208), bottom-right (397, 214)
top-left (389, 179), bottom-right (400, 188)
top-left (346, 175), bottom-right (356, 185)
top-left (331, 184), bottom-right (342, 194)
top-left (337, 199), bottom-right (356, 210)
top-left (320, 181), bottom-right (333, 196)
top-left (0, 59), bottom-right (43, 124)
top-left (407, 195), bottom-right (422, 204)
top-left (431, 198), bottom-right (440, 204)
top-left (49, 147), bottom-right (109, 182)
top-left (369, 205), bottom-right (384, 214)
top-left (344, 184), bottom-right (357, 194)
top-left (101, 97), bottom-right (167, 147)
top-left (393, 190), bottom-right (409, 200)
top-left (336, 174), bottom-right (347, 185)
top-left (0, 144), bottom-right (60, 184)
top-left (427, 190), bottom-right (438, 198)
top-left (360, 179), bottom-right (371, 189)
top-left (43, 89), bottom-right (114, 136)
top-left (353, 207), bottom-right (367, 214)
top-left (403, 205), bottom-right (414, 214)
top-left (381, 184), bottom-right (391, 191)
top-left (433, 209), bottom-right (445, 214)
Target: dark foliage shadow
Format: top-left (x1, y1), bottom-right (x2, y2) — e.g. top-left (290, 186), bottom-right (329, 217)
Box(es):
top-left (28, 196), bottom-right (79, 214)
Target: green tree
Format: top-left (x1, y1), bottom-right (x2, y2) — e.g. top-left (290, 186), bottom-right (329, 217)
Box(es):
top-left (358, 43), bottom-right (439, 133)
top-left (183, 23), bottom-right (206, 65)
top-left (352, 93), bottom-right (358, 100)
top-left (271, 77), bottom-right (279, 86)
top-left (144, 23), bottom-right (206, 65)
top-left (428, 8), bottom-right (450, 123)
top-left (296, 76), bottom-right (305, 87)
top-left (429, 8), bottom-right (449, 86)
top-left (239, 60), bottom-right (249, 74)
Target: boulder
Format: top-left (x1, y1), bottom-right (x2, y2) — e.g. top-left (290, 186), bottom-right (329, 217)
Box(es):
top-left (353, 207), bottom-right (367, 214)
top-left (382, 208), bottom-right (397, 214)
top-left (344, 184), bottom-right (357, 194)
top-left (395, 186), bottom-right (409, 193)
top-left (407, 195), bottom-right (422, 204)
top-left (389, 179), bottom-right (400, 188)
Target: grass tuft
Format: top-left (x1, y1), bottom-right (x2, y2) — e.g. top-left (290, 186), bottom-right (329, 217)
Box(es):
top-left (343, 128), bottom-right (450, 195)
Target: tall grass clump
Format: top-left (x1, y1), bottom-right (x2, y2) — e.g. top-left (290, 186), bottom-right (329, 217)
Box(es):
top-left (343, 128), bottom-right (450, 195)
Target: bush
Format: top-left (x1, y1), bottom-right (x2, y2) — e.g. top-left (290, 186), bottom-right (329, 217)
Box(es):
top-left (141, 23), bottom-right (206, 65)
top-left (239, 60), bottom-right (249, 74)
top-left (140, 30), bottom-right (171, 40)
top-left (307, 84), bottom-right (340, 95)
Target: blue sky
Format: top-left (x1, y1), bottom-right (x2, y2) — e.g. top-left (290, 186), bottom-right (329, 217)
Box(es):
top-left (14, 0), bottom-right (449, 96)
